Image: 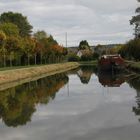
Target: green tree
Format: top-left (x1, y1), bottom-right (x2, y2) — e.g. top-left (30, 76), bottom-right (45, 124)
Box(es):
top-left (5, 36), bottom-right (20, 66)
top-left (119, 39), bottom-right (140, 60)
top-left (79, 40), bottom-right (90, 50)
top-left (33, 31), bottom-right (48, 64)
top-left (34, 30), bottom-right (47, 41)
top-left (0, 22), bottom-right (19, 37)
top-left (130, 0), bottom-right (140, 38)
top-left (0, 31), bottom-right (6, 67)
top-left (0, 12), bottom-right (33, 37)
top-left (22, 38), bottom-right (35, 65)
top-left (43, 35), bottom-right (58, 63)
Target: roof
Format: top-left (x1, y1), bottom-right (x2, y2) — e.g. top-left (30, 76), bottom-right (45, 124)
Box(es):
top-left (101, 54), bottom-right (121, 59)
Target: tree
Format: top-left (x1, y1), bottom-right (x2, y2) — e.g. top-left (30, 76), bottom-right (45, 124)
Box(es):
top-left (22, 38), bottom-right (35, 65)
top-left (34, 31), bottom-right (47, 64)
top-left (5, 36), bottom-right (20, 66)
top-left (0, 31), bottom-right (6, 67)
top-left (130, 0), bottom-right (140, 38)
top-left (119, 39), bottom-right (140, 60)
top-left (79, 40), bottom-right (90, 50)
top-left (34, 31), bottom-right (47, 41)
top-left (0, 12), bottom-right (33, 37)
top-left (47, 35), bottom-right (58, 47)
top-left (33, 41), bottom-right (45, 65)
top-left (81, 50), bottom-right (93, 61)
top-left (44, 35), bottom-right (58, 63)
top-left (0, 22), bottom-right (19, 37)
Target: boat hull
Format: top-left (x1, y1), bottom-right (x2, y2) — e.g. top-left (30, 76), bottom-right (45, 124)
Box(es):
top-left (98, 55), bottom-right (125, 71)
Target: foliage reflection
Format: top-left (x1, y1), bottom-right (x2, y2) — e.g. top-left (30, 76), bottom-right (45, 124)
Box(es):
top-left (128, 77), bottom-right (140, 122)
top-left (0, 73), bottom-right (68, 127)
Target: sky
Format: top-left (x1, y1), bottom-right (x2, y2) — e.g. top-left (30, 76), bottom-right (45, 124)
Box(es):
top-left (0, 0), bottom-right (138, 46)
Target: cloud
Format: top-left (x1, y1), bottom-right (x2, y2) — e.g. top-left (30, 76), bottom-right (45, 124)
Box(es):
top-left (0, 0), bottom-right (138, 46)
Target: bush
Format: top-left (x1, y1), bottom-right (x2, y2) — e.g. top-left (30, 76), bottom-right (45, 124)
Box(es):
top-left (68, 54), bottom-right (80, 62)
top-left (119, 39), bottom-right (140, 61)
top-left (92, 53), bottom-right (99, 60)
top-left (80, 52), bottom-right (93, 61)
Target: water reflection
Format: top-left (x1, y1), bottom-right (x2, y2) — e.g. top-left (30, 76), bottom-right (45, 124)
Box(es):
top-left (98, 72), bottom-right (126, 87)
top-left (77, 66), bottom-right (95, 84)
top-left (76, 66), bottom-right (126, 87)
top-left (77, 66), bottom-right (140, 123)
top-left (128, 77), bottom-right (140, 121)
top-left (0, 73), bottom-right (68, 127)
top-left (0, 65), bottom-right (140, 130)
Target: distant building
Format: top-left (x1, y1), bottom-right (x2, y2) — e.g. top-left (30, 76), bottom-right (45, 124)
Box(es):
top-left (77, 50), bottom-right (83, 57)
top-left (77, 49), bottom-right (93, 58)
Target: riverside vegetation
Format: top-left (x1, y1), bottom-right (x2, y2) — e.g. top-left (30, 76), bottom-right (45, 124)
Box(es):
top-left (0, 12), bottom-right (67, 67)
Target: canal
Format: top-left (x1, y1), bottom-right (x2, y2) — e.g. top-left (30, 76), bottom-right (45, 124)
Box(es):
top-left (0, 66), bottom-right (140, 140)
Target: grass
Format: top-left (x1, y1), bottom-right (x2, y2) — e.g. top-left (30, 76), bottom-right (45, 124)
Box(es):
top-left (0, 62), bottom-right (80, 87)
top-left (79, 60), bottom-right (97, 66)
top-left (0, 60), bottom-right (98, 71)
top-left (0, 63), bottom-right (65, 71)
top-left (0, 65), bottom-right (35, 71)
top-left (126, 60), bottom-right (140, 72)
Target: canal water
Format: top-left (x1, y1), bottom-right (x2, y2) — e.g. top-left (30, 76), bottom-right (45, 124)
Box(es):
top-left (0, 66), bottom-right (140, 140)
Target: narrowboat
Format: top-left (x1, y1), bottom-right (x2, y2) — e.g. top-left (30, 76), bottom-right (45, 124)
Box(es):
top-left (98, 54), bottom-right (125, 71)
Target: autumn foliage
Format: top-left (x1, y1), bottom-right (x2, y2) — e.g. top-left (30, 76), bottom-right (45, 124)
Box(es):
top-left (0, 12), bottom-right (67, 67)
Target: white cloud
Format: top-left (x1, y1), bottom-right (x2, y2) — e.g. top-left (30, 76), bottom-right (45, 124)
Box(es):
top-left (0, 0), bottom-right (138, 46)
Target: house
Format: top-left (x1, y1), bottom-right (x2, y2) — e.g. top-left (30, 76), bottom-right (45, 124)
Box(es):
top-left (77, 49), bottom-right (93, 58)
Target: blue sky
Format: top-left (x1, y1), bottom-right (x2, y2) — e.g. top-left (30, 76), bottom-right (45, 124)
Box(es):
top-left (0, 0), bottom-right (138, 46)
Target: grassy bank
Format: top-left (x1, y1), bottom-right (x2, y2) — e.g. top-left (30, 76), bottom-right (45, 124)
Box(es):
top-left (125, 61), bottom-right (140, 72)
top-left (79, 61), bottom-right (97, 66)
top-left (0, 62), bottom-right (79, 90)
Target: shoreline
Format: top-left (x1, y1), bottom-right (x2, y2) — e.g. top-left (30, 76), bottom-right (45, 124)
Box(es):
top-left (0, 62), bottom-right (80, 91)
top-left (125, 61), bottom-right (140, 73)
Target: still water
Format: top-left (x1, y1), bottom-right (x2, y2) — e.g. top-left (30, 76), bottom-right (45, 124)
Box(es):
top-left (0, 66), bottom-right (140, 140)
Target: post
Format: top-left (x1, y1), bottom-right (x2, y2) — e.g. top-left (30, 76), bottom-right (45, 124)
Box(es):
top-left (65, 32), bottom-right (67, 48)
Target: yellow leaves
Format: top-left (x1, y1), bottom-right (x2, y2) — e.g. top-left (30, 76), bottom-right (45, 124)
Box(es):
top-left (0, 30), bottom-right (6, 46)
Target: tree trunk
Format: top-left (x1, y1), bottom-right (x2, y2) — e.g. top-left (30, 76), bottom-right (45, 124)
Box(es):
top-left (45, 56), bottom-right (47, 64)
top-left (19, 55), bottom-right (21, 66)
top-left (35, 54), bottom-right (37, 65)
top-left (10, 53), bottom-right (12, 67)
top-left (28, 53), bottom-right (30, 66)
top-left (40, 52), bottom-right (42, 65)
top-left (3, 50), bottom-right (6, 67)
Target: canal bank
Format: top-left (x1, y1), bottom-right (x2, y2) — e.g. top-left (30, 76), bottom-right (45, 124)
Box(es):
top-left (0, 62), bottom-right (79, 90)
top-left (126, 61), bottom-right (140, 73)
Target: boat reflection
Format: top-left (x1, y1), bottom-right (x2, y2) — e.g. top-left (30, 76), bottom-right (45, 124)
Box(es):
top-left (98, 72), bottom-right (125, 87)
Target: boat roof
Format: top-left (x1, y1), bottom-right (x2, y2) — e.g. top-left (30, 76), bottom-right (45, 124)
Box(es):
top-left (101, 54), bottom-right (121, 58)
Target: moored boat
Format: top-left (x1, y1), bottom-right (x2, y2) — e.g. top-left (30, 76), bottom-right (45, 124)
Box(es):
top-left (98, 54), bottom-right (125, 71)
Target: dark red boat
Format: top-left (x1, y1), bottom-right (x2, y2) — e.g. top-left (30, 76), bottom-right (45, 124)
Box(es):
top-left (98, 54), bottom-right (125, 71)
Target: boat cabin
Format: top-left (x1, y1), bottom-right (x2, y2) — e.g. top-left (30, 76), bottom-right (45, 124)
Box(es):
top-left (98, 54), bottom-right (125, 71)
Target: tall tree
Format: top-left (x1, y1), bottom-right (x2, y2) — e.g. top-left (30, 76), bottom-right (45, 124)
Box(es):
top-left (0, 12), bottom-right (33, 37)
top-left (79, 40), bottom-right (90, 50)
top-left (33, 31), bottom-right (48, 64)
top-left (0, 22), bottom-right (19, 37)
top-left (0, 31), bottom-right (6, 67)
top-left (22, 38), bottom-right (35, 65)
top-left (5, 36), bottom-right (20, 66)
top-left (130, 0), bottom-right (140, 38)
top-left (34, 31), bottom-right (47, 41)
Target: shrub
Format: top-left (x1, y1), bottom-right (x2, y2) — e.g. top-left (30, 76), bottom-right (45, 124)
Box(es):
top-left (68, 54), bottom-right (80, 62)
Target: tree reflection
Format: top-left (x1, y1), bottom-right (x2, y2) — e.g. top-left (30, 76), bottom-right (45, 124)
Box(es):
top-left (128, 77), bottom-right (140, 121)
top-left (77, 66), bottom-right (95, 84)
top-left (0, 73), bottom-right (68, 127)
